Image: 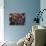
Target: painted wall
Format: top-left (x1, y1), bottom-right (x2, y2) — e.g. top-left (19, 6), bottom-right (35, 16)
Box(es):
top-left (4, 0), bottom-right (40, 42)
top-left (40, 0), bottom-right (46, 26)
top-left (0, 0), bottom-right (4, 42)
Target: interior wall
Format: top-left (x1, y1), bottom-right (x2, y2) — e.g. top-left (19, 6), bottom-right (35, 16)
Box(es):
top-left (4, 0), bottom-right (40, 42)
top-left (40, 0), bottom-right (46, 26)
top-left (0, 0), bottom-right (4, 42)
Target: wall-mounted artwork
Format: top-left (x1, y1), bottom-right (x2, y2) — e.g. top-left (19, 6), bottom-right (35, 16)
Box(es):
top-left (9, 12), bottom-right (25, 25)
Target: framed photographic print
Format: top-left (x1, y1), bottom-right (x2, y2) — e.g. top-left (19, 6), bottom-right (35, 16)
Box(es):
top-left (9, 13), bottom-right (25, 25)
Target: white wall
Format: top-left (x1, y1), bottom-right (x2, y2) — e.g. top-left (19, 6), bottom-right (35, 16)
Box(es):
top-left (0, 0), bottom-right (4, 42)
top-left (40, 0), bottom-right (46, 26)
